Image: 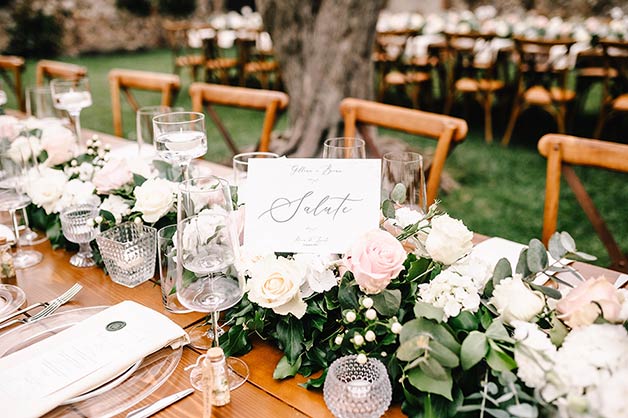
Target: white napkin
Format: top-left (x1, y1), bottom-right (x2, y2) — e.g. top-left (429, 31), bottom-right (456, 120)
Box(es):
top-left (0, 301), bottom-right (189, 418)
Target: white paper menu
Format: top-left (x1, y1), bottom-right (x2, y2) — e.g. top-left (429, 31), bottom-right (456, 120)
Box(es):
top-left (0, 301), bottom-right (189, 418)
top-left (244, 158), bottom-right (382, 253)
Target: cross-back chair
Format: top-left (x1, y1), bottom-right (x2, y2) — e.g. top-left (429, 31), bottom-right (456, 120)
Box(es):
top-left (443, 32), bottom-right (505, 143)
top-left (538, 133), bottom-right (628, 272)
top-left (189, 82), bottom-right (289, 157)
top-left (593, 39), bottom-right (628, 139)
top-left (340, 98), bottom-right (468, 206)
top-left (162, 20), bottom-right (212, 81)
top-left (0, 55), bottom-right (25, 111)
top-left (35, 60), bottom-right (87, 86)
top-left (502, 37), bottom-right (576, 146)
top-left (108, 69), bottom-right (181, 137)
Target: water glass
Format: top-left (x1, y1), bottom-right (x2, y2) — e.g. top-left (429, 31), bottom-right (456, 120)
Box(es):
top-left (232, 152), bottom-right (279, 204)
top-left (157, 224), bottom-right (192, 313)
top-left (60, 204), bottom-right (99, 268)
top-left (381, 151), bottom-right (427, 214)
top-left (322, 137), bottom-right (366, 159)
top-left (136, 105), bottom-right (183, 155)
top-left (96, 222), bottom-right (157, 288)
top-left (324, 355), bottom-right (392, 418)
top-left (26, 86), bottom-right (65, 119)
top-left (50, 77), bottom-right (92, 152)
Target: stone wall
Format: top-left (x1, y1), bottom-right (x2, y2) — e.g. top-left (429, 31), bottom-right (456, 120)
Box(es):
top-left (0, 0), bottom-right (214, 56)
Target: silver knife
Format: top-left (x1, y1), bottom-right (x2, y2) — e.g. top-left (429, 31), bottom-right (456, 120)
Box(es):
top-left (126, 388), bottom-right (194, 418)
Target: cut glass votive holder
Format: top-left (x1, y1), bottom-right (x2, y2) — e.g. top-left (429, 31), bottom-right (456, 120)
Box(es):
top-left (96, 222), bottom-right (157, 288)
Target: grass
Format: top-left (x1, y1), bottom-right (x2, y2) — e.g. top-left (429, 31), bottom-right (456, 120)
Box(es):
top-left (3, 49), bottom-right (627, 268)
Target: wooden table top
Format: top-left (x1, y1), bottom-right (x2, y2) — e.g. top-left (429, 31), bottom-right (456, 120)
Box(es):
top-left (1, 126), bottom-right (623, 417)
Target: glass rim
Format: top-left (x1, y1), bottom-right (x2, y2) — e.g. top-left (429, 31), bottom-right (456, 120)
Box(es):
top-left (382, 151), bottom-right (423, 163)
top-left (152, 111), bottom-right (205, 125)
top-left (157, 223), bottom-right (177, 237)
top-left (49, 77), bottom-right (89, 86)
top-left (323, 137), bottom-right (366, 149)
top-left (59, 203), bottom-right (98, 217)
top-left (233, 152), bottom-right (280, 165)
top-left (26, 86), bottom-right (54, 94)
top-left (136, 105), bottom-right (183, 116)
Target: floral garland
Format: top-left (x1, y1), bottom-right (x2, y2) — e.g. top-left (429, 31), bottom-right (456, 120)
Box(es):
top-left (222, 201), bottom-right (628, 417)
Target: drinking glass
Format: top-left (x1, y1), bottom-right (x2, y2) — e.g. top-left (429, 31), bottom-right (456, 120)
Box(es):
top-left (0, 191), bottom-right (42, 269)
top-left (322, 137), bottom-right (366, 159)
top-left (381, 151), bottom-right (427, 214)
top-left (152, 112), bottom-right (207, 181)
top-left (157, 224), bottom-right (192, 313)
top-left (26, 86), bottom-right (66, 119)
top-left (50, 77), bottom-right (92, 152)
top-left (136, 105), bottom-right (183, 156)
top-left (232, 151), bottom-right (279, 204)
top-left (60, 204), bottom-right (99, 267)
top-left (323, 355), bottom-right (392, 418)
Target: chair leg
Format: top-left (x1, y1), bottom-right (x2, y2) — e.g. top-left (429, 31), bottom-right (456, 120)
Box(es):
top-left (483, 93), bottom-right (493, 143)
top-left (409, 83), bottom-right (421, 109)
top-left (593, 106), bottom-right (608, 139)
top-left (502, 99), bottom-right (521, 146)
top-left (556, 104), bottom-right (566, 133)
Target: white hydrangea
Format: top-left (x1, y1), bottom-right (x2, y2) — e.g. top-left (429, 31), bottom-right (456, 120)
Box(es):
top-left (99, 195), bottom-right (131, 223)
top-left (77, 162), bottom-right (95, 181)
top-left (587, 368), bottom-right (628, 418)
top-left (293, 253), bottom-right (339, 297)
top-left (54, 179), bottom-right (100, 212)
top-left (512, 321), bottom-right (556, 389)
top-left (418, 270), bottom-right (481, 319)
top-left (447, 255), bottom-right (493, 290)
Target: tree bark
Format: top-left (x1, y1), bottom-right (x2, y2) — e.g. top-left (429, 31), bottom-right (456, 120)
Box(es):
top-left (256, 0), bottom-right (386, 157)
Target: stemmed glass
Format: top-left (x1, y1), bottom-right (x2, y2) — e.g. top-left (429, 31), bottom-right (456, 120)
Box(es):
top-left (232, 151), bottom-right (279, 204)
top-left (50, 78), bottom-right (92, 152)
top-left (322, 137), bottom-right (366, 159)
top-left (26, 86), bottom-right (66, 120)
top-left (381, 151), bottom-right (427, 213)
top-left (176, 178), bottom-right (249, 390)
top-left (136, 105), bottom-right (183, 157)
top-left (152, 112), bottom-right (207, 181)
top-left (60, 204), bottom-right (99, 267)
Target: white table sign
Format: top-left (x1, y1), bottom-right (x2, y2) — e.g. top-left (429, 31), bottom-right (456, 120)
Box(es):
top-left (244, 158), bottom-right (381, 253)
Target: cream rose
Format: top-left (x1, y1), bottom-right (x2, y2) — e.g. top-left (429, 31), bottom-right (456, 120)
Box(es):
top-left (425, 214), bottom-right (473, 265)
top-left (99, 195), bottom-right (131, 223)
top-left (8, 135), bottom-right (42, 163)
top-left (26, 167), bottom-right (68, 214)
top-left (247, 255), bottom-right (307, 318)
top-left (490, 275), bottom-right (545, 324)
top-left (92, 159), bottom-right (133, 193)
top-left (54, 179), bottom-right (100, 212)
top-left (344, 229), bottom-right (406, 295)
top-left (132, 178), bottom-right (177, 223)
top-left (556, 277), bottom-right (623, 329)
top-left (40, 124), bottom-right (75, 166)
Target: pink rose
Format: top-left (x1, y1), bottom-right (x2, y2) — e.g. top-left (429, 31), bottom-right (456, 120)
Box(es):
top-left (92, 159), bottom-right (133, 193)
top-left (40, 124), bottom-right (75, 166)
top-left (344, 229), bottom-right (406, 294)
top-left (557, 276), bottom-right (622, 328)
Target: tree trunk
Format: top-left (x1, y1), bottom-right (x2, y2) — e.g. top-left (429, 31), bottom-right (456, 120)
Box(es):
top-left (256, 0), bottom-right (386, 157)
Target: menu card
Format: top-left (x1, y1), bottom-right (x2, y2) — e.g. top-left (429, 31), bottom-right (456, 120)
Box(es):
top-left (244, 158), bottom-right (381, 253)
top-left (0, 301), bottom-right (189, 418)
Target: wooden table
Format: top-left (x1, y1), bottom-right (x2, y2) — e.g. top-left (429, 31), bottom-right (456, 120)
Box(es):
top-left (3, 128), bottom-right (623, 417)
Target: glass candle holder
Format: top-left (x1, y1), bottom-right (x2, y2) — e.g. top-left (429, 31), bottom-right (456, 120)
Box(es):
top-left (60, 204), bottom-right (99, 268)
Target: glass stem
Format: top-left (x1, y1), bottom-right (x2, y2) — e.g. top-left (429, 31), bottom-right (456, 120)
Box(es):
top-left (10, 209), bottom-right (21, 253)
top-left (77, 242), bottom-right (91, 257)
top-left (211, 311), bottom-right (220, 348)
top-left (72, 111), bottom-right (83, 154)
top-left (179, 161), bottom-right (190, 182)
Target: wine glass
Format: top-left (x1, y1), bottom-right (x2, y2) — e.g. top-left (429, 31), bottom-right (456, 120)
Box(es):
top-left (176, 179), bottom-right (249, 391)
top-left (50, 78), bottom-right (92, 153)
top-left (26, 86), bottom-right (66, 120)
top-left (152, 112), bottom-right (207, 181)
top-left (381, 151), bottom-right (427, 214)
top-left (136, 105), bottom-right (183, 157)
top-left (232, 151), bottom-right (279, 204)
top-left (322, 137), bottom-right (366, 159)
top-left (60, 204), bottom-right (99, 267)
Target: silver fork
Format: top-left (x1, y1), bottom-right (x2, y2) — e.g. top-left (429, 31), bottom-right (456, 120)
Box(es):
top-left (0, 283), bottom-right (82, 331)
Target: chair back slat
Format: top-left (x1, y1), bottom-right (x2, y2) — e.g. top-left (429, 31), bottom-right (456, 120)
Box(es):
top-left (0, 55), bottom-right (25, 111)
top-left (36, 60), bottom-right (87, 86)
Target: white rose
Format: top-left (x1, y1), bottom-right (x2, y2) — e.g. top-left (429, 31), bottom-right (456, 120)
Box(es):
top-left (40, 124), bottom-right (75, 166)
top-left (125, 157), bottom-right (156, 179)
top-left (247, 255), bottom-right (307, 318)
top-left (490, 275), bottom-right (545, 324)
top-left (55, 179), bottom-right (100, 212)
top-left (425, 214), bottom-right (473, 265)
top-left (8, 135), bottom-right (41, 163)
top-left (26, 167), bottom-right (67, 214)
top-left (99, 195), bottom-right (131, 223)
top-left (78, 162), bottom-right (94, 181)
top-left (132, 178), bottom-right (177, 223)
top-left (292, 253), bottom-right (339, 297)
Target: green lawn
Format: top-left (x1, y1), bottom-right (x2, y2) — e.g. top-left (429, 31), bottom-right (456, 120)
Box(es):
top-left (3, 49), bottom-right (627, 268)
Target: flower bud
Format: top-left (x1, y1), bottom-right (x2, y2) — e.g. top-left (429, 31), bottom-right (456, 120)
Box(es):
top-left (365, 309), bottom-right (377, 320)
top-left (345, 311), bottom-right (356, 323)
top-left (334, 335), bottom-right (343, 345)
top-left (356, 353), bottom-right (367, 364)
top-left (365, 330), bottom-right (376, 342)
top-left (362, 297), bottom-right (374, 309)
top-left (391, 322), bottom-right (402, 334)
top-left (353, 333), bottom-right (364, 346)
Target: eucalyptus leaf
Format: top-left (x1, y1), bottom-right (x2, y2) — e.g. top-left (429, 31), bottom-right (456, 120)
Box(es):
top-left (486, 340), bottom-right (516, 372)
top-left (559, 231), bottom-right (576, 253)
top-left (414, 300), bottom-right (445, 322)
top-left (572, 251), bottom-right (597, 261)
top-left (527, 239), bottom-right (549, 273)
top-left (397, 336), bottom-right (427, 362)
top-left (371, 289), bottom-right (402, 317)
top-left (273, 355), bottom-right (302, 379)
top-left (391, 183), bottom-right (407, 204)
top-left (529, 283), bottom-right (562, 299)
top-left (382, 199), bottom-right (396, 219)
top-left (485, 408), bottom-right (511, 418)
top-left (460, 331), bottom-right (488, 370)
top-left (549, 314), bottom-right (569, 346)
top-left (548, 232), bottom-right (566, 260)
top-left (419, 356), bottom-right (448, 380)
top-left (508, 403), bottom-right (539, 418)
top-left (428, 339), bottom-right (460, 368)
top-left (491, 258), bottom-right (512, 287)
top-left (400, 318), bottom-right (461, 353)
top-left (449, 311), bottom-right (478, 331)
top-left (485, 320), bottom-right (513, 343)
top-left (132, 173), bottom-right (147, 187)
top-left (407, 368), bottom-right (453, 401)
top-left (515, 248), bottom-right (531, 276)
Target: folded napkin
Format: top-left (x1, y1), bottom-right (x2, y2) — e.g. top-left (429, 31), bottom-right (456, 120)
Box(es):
top-left (0, 301), bottom-right (189, 418)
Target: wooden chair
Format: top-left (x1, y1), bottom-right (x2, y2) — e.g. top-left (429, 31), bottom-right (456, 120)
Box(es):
top-left (237, 35), bottom-right (281, 90)
top-left (443, 32), bottom-right (505, 143)
top-left (189, 82), bottom-right (289, 156)
top-left (0, 55), bottom-right (25, 111)
top-left (502, 38), bottom-right (576, 146)
top-left (538, 134), bottom-right (628, 272)
top-left (203, 34), bottom-right (240, 85)
top-left (162, 20), bottom-right (211, 81)
top-left (108, 69), bottom-right (181, 138)
top-left (35, 60), bottom-right (87, 86)
top-left (593, 39), bottom-right (628, 139)
top-left (340, 98), bottom-right (468, 206)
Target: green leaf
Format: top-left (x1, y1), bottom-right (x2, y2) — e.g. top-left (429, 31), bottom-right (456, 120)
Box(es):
top-left (486, 340), bottom-right (516, 372)
top-left (460, 331), bottom-right (488, 370)
top-left (382, 199), bottom-right (396, 219)
top-left (273, 355), bottom-right (302, 380)
top-left (276, 319), bottom-right (304, 363)
top-left (526, 239), bottom-right (549, 273)
top-left (400, 318), bottom-right (461, 354)
top-left (485, 320), bottom-right (513, 343)
top-left (549, 314), bottom-right (569, 346)
top-left (391, 183), bottom-right (407, 204)
top-left (420, 356), bottom-right (448, 380)
top-left (219, 324), bottom-right (252, 356)
top-left (449, 311), bottom-right (478, 331)
top-left (371, 289), bottom-right (402, 317)
top-left (559, 231), bottom-right (576, 253)
top-left (508, 403), bottom-right (539, 418)
top-left (414, 301), bottom-right (445, 323)
top-left (301, 370), bottom-right (327, 390)
top-left (571, 251), bottom-right (597, 261)
top-left (548, 232), bottom-right (566, 260)
top-left (132, 173), bottom-right (147, 187)
top-left (491, 258), bottom-right (512, 287)
top-left (515, 248), bottom-right (531, 277)
top-left (337, 283), bottom-right (359, 310)
top-left (397, 336), bottom-right (427, 362)
top-left (406, 257), bottom-right (432, 282)
top-left (485, 408), bottom-right (511, 418)
top-left (428, 339), bottom-right (460, 368)
top-left (407, 368), bottom-right (453, 400)
top-left (529, 283), bottom-right (561, 299)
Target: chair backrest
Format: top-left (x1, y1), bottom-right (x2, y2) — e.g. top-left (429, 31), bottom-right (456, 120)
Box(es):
top-left (0, 55), bottom-right (25, 111)
top-left (189, 82), bottom-right (289, 156)
top-left (340, 97), bottom-right (468, 206)
top-left (35, 60), bottom-right (87, 86)
top-left (108, 69), bottom-right (181, 137)
top-left (599, 40), bottom-right (628, 103)
top-left (512, 37), bottom-right (575, 92)
top-left (538, 133), bottom-right (628, 271)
